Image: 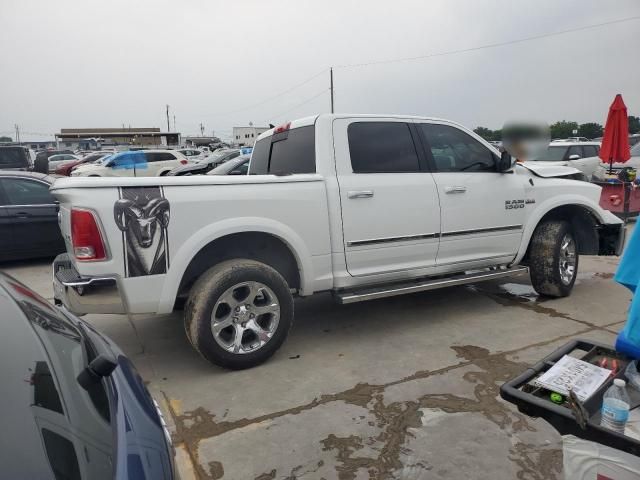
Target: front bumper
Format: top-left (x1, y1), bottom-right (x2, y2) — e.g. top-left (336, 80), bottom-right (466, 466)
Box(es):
top-left (53, 253), bottom-right (126, 315)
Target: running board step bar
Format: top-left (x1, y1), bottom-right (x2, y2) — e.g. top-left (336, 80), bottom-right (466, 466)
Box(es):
top-left (335, 266), bottom-right (529, 304)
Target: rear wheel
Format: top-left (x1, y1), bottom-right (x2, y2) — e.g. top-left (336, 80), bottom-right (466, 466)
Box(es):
top-left (184, 259), bottom-right (293, 369)
top-left (528, 220), bottom-right (578, 297)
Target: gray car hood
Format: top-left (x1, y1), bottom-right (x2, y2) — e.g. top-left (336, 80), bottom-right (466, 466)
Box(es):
top-left (520, 162), bottom-right (582, 178)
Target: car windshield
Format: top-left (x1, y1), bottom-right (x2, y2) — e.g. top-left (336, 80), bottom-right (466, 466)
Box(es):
top-left (531, 146), bottom-right (568, 161)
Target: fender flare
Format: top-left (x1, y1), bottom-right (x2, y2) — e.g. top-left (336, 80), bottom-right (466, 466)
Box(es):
top-left (511, 195), bottom-right (618, 266)
top-left (156, 216), bottom-right (314, 313)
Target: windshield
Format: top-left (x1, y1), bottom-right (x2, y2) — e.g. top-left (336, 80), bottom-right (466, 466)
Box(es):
top-left (531, 146), bottom-right (568, 161)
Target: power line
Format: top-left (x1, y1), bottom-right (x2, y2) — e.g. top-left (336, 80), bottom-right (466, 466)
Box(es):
top-left (216, 69), bottom-right (328, 116)
top-left (335, 15), bottom-right (640, 69)
top-left (266, 89), bottom-right (329, 123)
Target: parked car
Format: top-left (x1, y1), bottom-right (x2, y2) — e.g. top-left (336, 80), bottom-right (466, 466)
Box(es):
top-left (524, 141), bottom-right (601, 179)
top-left (177, 148), bottom-right (206, 161)
top-left (55, 152), bottom-right (113, 176)
top-left (51, 114), bottom-right (624, 369)
top-left (47, 153), bottom-right (80, 173)
top-left (0, 171), bottom-right (66, 261)
top-left (597, 141), bottom-right (640, 173)
top-left (71, 150), bottom-right (189, 177)
top-left (0, 272), bottom-right (176, 479)
top-left (168, 149), bottom-right (241, 176)
top-left (0, 145), bottom-right (32, 171)
top-left (207, 154), bottom-right (250, 175)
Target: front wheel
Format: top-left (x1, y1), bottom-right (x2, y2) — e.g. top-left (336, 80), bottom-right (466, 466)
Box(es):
top-left (184, 259), bottom-right (294, 370)
top-left (528, 220), bottom-right (578, 297)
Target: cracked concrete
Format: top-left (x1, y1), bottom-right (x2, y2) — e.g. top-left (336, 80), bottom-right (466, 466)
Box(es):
top-left (4, 249), bottom-right (633, 479)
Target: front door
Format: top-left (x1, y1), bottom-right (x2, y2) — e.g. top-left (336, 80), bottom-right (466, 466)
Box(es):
top-left (417, 122), bottom-right (526, 267)
top-left (333, 118), bottom-right (441, 277)
top-left (0, 177), bottom-right (64, 258)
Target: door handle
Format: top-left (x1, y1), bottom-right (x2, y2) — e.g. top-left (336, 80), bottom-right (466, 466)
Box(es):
top-left (348, 190), bottom-right (374, 199)
top-left (444, 186), bottom-right (467, 194)
top-left (15, 212), bottom-right (30, 218)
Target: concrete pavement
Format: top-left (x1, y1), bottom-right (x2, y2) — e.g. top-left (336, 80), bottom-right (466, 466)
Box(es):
top-left (3, 253), bottom-right (631, 480)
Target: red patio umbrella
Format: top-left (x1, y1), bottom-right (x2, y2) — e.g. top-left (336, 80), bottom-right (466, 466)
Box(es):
top-left (600, 94), bottom-right (631, 173)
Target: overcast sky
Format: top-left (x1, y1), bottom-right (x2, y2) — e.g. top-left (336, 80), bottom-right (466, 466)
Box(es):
top-left (1, 0), bottom-right (639, 141)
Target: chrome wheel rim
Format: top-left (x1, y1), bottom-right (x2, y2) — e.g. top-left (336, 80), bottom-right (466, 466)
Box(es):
top-left (559, 234), bottom-right (577, 285)
top-left (211, 282), bottom-right (280, 354)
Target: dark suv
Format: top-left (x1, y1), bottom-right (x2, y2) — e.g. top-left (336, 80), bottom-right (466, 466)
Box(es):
top-left (0, 145), bottom-right (32, 170)
top-left (0, 273), bottom-right (176, 479)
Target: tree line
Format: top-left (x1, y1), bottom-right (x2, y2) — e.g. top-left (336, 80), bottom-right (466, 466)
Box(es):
top-left (474, 116), bottom-right (640, 142)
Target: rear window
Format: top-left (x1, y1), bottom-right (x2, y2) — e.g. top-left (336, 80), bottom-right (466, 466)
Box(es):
top-left (249, 126), bottom-right (315, 175)
top-left (0, 147), bottom-right (28, 167)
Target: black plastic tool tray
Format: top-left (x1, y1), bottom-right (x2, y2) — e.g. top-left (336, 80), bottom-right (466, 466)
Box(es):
top-left (500, 339), bottom-right (640, 456)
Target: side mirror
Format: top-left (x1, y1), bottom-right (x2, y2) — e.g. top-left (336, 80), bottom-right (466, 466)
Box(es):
top-left (568, 154), bottom-right (581, 160)
top-left (497, 151), bottom-right (514, 172)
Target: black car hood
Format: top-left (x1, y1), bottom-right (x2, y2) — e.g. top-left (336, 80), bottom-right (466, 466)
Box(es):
top-left (0, 274), bottom-right (174, 480)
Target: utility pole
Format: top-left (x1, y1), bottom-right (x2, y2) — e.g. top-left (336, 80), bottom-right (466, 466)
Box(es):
top-left (14, 124), bottom-right (21, 144)
top-left (330, 67), bottom-right (334, 114)
top-left (173, 114), bottom-right (176, 132)
top-left (166, 104), bottom-right (171, 132)
top-left (200, 123), bottom-right (205, 136)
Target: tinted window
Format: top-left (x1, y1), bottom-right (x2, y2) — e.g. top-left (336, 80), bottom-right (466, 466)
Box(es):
top-left (567, 146), bottom-right (582, 159)
top-left (348, 122), bottom-right (420, 173)
top-left (532, 146), bottom-right (569, 161)
top-left (1, 178), bottom-right (54, 205)
top-left (0, 147), bottom-right (29, 167)
top-left (147, 152), bottom-right (176, 162)
top-left (249, 126), bottom-right (315, 175)
top-left (249, 137), bottom-right (270, 174)
top-left (583, 145), bottom-right (598, 157)
top-left (42, 429), bottom-right (81, 480)
top-left (420, 124), bottom-right (495, 172)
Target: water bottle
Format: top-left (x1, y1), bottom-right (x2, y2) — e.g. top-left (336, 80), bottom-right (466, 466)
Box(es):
top-left (601, 378), bottom-right (630, 434)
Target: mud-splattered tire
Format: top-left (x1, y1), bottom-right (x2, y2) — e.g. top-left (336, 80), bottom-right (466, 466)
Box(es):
top-left (528, 220), bottom-right (578, 298)
top-left (184, 259), bottom-right (293, 370)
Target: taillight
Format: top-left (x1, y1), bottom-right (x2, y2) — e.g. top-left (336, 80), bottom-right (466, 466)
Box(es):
top-left (71, 209), bottom-right (106, 261)
top-left (274, 122), bottom-right (291, 134)
top-left (180, 159), bottom-right (188, 165)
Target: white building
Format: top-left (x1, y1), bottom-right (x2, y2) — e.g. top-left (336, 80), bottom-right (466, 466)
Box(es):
top-left (233, 126), bottom-right (269, 146)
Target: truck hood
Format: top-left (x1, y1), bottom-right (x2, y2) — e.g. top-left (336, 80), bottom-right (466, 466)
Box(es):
top-left (519, 163), bottom-right (582, 178)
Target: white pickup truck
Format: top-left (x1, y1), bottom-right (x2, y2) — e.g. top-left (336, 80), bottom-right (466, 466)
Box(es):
top-left (51, 114), bottom-right (625, 369)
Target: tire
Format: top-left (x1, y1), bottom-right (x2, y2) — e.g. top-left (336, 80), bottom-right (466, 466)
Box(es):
top-left (528, 220), bottom-right (579, 297)
top-left (184, 259), bottom-right (294, 370)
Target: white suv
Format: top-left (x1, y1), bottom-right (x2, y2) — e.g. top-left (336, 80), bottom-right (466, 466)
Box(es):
top-left (524, 141), bottom-right (601, 179)
top-left (71, 149), bottom-right (189, 177)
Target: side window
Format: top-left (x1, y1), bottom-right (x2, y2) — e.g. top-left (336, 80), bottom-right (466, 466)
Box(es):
top-left (42, 429), bottom-right (81, 480)
top-left (420, 124), bottom-right (496, 172)
top-left (583, 145), bottom-right (598, 157)
top-left (249, 126), bottom-right (315, 175)
top-left (347, 122), bottom-right (420, 173)
top-left (1, 178), bottom-right (54, 205)
top-left (567, 146), bottom-right (582, 159)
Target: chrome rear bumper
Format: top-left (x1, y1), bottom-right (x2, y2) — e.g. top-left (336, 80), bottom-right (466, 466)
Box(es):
top-left (53, 253), bottom-right (126, 315)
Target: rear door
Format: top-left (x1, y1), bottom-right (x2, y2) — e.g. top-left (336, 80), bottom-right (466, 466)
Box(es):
top-left (0, 177), bottom-right (64, 257)
top-left (418, 122), bottom-right (526, 267)
top-left (333, 119), bottom-right (441, 277)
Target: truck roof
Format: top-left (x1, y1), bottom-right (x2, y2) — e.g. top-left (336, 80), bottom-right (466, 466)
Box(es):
top-left (257, 113), bottom-right (463, 142)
